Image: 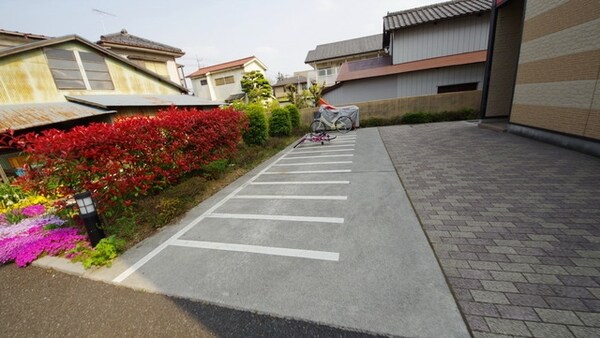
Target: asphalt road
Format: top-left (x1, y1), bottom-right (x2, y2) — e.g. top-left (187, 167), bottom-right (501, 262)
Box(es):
top-left (0, 264), bottom-right (385, 338)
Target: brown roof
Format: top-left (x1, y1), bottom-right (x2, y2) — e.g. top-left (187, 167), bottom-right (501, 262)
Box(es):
top-left (187, 56), bottom-right (258, 78)
top-left (336, 50), bottom-right (487, 82)
top-left (0, 102), bottom-right (115, 132)
top-left (98, 29), bottom-right (184, 55)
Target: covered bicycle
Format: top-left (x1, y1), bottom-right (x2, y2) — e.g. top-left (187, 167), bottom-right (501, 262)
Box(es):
top-left (310, 104), bottom-right (358, 134)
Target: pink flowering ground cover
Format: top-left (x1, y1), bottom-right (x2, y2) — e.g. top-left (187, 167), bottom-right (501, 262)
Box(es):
top-left (0, 206), bottom-right (89, 267)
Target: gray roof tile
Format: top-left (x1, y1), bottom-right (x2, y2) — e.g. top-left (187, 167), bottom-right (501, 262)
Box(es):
top-left (384, 0), bottom-right (491, 31)
top-left (305, 34), bottom-right (383, 63)
top-left (98, 29), bottom-right (183, 54)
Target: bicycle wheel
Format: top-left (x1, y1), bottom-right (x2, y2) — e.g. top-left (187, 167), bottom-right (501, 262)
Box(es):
top-left (335, 116), bottom-right (353, 134)
top-left (310, 120), bottom-right (325, 133)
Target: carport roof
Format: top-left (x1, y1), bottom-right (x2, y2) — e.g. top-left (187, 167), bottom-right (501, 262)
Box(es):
top-left (0, 102), bottom-right (115, 132)
top-left (66, 95), bottom-right (223, 109)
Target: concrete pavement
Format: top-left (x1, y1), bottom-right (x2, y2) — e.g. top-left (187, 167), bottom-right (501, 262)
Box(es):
top-left (59, 128), bottom-right (469, 337)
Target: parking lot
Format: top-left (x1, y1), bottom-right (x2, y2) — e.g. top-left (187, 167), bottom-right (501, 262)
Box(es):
top-left (90, 128), bottom-right (469, 337)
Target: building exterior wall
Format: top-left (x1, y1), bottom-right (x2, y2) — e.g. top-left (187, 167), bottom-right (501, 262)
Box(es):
top-left (105, 46), bottom-right (183, 85)
top-left (210, 68), bottom-right (244, 102)
top-left (302, 90), bottom-right (481, 125)
top-left (324, 63), bottom-right (485, 106)
top-left (509, 0), bottom-right (600, 140)
top-left (0, 42), bottom-right (180, 105)
top-left (191, 76), bottom-right (212, 100)
top-left (484, 0), bottom-right (525, 118)
top-left (392, 14), bottom-right (490, 64)
top-left (310, 50), bottom-right (384, 86)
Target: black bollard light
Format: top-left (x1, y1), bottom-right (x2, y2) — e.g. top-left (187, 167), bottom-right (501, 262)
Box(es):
top-left (74, 191), bottom-right (106, 247)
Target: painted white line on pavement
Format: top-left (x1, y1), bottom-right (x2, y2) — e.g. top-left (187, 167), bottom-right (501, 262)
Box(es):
top-left (295, 144), bottom-right (356, 149)
top-left (283, 154), bottom-right (353, 160)
top-left (171, 240), bottom-right (340, 261)
top-left (291, 148), bottom-right (354, 154)
top-left (233, 195), bottom-right (347, 200)
top-left (207, 213), bottom-right (344, 224)
top-left (264, 169), bottom-right (351, 175)
top-left (113, 148), bottom-right (290, 283)
top-left (273, 161), bottom-right (352, 166)
top-left (250, 181), bottom-right (350, 185)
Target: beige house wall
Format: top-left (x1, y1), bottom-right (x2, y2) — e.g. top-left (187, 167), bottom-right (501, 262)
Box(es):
top-left (509, 0), bottom-right (600, 140)
top-left (0, 41), bottom-right (180, 105)
top-left (300, 90), bottom-right (481, 126)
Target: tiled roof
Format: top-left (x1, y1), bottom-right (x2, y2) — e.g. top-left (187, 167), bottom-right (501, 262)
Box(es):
top-left (187, 56), bottom-right (258, 78)
top-left (0, 28), bottom-right (51, 40)
top-left (336, 50), bottom-right (487, 82)
top-left (273, 75), bottom-right (308, 87)
top-left (384, 0), bottom-right (492, 31)
top-left (98, 29), bottom-right (183, 55)
top-left (305, 34), bottom-right (383, 63)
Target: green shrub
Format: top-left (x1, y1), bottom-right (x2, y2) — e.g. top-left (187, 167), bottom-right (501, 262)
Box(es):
top-left (242, 103), bottom-right (269, 146)
top-left (285, 104), bottom-right (301, 128)
top-left (400, 112), bottom-right (434, 124)
top-left (269, 108), bottom-right (292, 137)
top-left (70, 235), bottom-right (126, 269)
top-left (202, 159), bottom-right (229, 180)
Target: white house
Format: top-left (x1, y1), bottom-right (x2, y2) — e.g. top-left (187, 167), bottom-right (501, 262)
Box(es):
top-left (323, 0), bottom-right (491, 105)
top-left (187, 56), bottom-right (267, 102)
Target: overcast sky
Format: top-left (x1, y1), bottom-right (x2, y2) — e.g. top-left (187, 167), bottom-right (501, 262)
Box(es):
top-left (1, 0), bottom-right (440, 81)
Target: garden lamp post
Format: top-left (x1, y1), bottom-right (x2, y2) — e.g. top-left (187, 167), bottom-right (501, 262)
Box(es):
top-left (74, 191), bottom-right (105, 247)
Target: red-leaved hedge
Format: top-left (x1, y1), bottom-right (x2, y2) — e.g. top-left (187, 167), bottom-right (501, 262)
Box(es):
top-left (13, 107), bottom-right (248, 212)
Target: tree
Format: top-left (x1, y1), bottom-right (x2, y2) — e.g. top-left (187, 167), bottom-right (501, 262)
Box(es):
top-left (308, 82), bottom-right (325, 107)
top-left (241, 71), bottom-right (273, 103)
top-left (284, 84), bottom-right (309, 108)
top-left (276, 72), bottom-right (286, 82)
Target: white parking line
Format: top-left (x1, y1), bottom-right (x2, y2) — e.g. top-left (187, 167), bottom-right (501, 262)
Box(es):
top-left (250, 181), bottom-right (350, 185)
top-left (291, 148), bottom-right (355, 154)
top-left (283, 154), bottom-right (353, 160)
top-left (296, 144), bottom-right (356, 149)
top-left (171, 240), bottom-right (339, 261)
top-left (233, 195), bottom-right (347, 200)
top-left (207, 213), bottom-right (344, 224)
top-left (113, 149), bottom-right (290, 283)
top-left (273, 161), bottom-right (352, 166)
top-left (264, 169), bottom-right (351, 175)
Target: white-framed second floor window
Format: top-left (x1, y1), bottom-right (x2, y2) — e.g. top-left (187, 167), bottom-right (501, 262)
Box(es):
top-left (45, 48), bottom-right (114, 90)
top-left (317, 68), bottom-right (336, 77)
top-left (214, 75), bottom-right (235, 86)
top-left (200, 79), bottom-right (208, 86)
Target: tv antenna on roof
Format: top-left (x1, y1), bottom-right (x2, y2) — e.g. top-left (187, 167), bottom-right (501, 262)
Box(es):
top-left (92, 9), bottom-right (117, 34)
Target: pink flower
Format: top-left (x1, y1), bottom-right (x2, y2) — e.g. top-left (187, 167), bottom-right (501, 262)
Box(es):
top-left (21, 204), bottom-right (46, 217)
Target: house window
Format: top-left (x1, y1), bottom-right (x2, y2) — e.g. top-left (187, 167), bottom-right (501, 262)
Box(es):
top-left (437, 82), bottom-right (478, 94)
top-left (200, 79), bottom-right (208, 86)
top-left (214, 75), bottom-right (235, 86)
top-left (317, 68), bottom-right (336, 77)
top-left (45, 48), bottom-right (114, 90)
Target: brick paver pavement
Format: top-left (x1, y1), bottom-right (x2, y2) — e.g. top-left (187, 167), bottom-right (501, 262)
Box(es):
top-left (380, 122), bottom-right (600, 338)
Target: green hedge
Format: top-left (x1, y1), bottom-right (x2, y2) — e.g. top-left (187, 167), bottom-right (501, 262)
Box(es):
top-left (360, 109), bottom-right (477, 128)
top-left (269, 108), bottom-right (292, 137)
top-left (285, 104), bottom-right (301, 128)
top-left (241, 103), bottom-right (269, 146)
